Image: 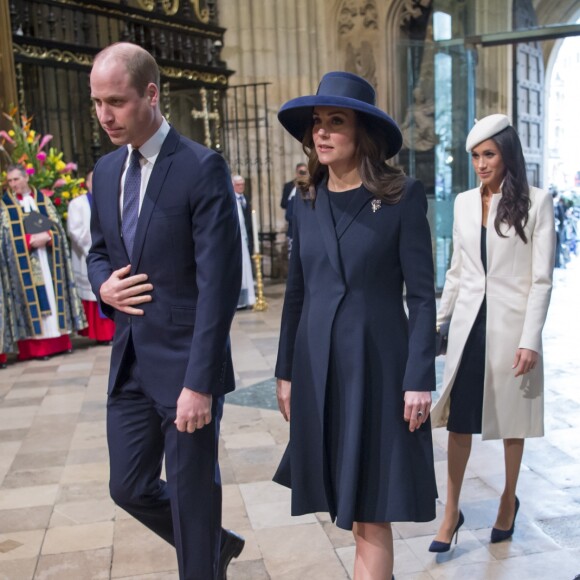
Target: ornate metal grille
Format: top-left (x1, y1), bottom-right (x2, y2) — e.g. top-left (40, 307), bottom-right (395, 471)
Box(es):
top-left (9, 0), bottom-right (231, 171)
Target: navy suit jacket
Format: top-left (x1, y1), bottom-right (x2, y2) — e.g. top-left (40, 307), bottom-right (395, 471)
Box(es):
top-left (87, 127), bottom-right (242, 406)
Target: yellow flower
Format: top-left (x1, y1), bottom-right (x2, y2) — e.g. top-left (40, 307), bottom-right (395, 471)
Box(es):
top-left (63, 212), bottom-right (68, 220)
top-left (56, 160), bottom-right (66, 171)
top-left (62, 191), bottom-right (71, 199)
top-left (8, 130), bottom-right (15, 137)
top-left (26, 135), bottom-right (34, 143)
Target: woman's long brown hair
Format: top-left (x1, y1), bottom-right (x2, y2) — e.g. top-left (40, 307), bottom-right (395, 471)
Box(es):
top-left (490, 126), bottom-right (531, 243)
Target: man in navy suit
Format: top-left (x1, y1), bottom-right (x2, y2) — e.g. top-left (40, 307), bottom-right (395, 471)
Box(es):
top-left (87, 43), bottom-right (244, 579)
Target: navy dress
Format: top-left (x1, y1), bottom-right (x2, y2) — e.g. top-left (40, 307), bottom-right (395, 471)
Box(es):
top-left (447, 226), bottom-right (487, 434)
top-left (274, 179), bottom-right (438, 530)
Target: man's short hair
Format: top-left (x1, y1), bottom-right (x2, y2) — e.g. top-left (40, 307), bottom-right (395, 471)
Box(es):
top-left (7, 164), bottom-right (27, 176)
top-left (94, 43), bottom-right (160, 97)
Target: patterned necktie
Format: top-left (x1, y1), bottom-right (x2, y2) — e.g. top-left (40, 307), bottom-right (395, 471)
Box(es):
top-left (237, 194), bottom-right (246, 209)
top-left (122, 149), bottom-right (142, 258)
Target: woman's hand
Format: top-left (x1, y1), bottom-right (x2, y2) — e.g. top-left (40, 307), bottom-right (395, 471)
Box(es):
top-left (513, 348), bottom-right (538, 377)
top-left (404, 391), bottom-right (432, 432)
top-left (276, 378), bottom-right (291, 422)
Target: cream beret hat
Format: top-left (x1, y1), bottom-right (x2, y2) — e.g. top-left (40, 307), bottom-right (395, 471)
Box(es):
top-left (465, 114), bottom-right (511, 152)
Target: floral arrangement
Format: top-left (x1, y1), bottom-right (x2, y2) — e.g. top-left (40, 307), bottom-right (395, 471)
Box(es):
top-left (0, 108), bottom-right (86, 223)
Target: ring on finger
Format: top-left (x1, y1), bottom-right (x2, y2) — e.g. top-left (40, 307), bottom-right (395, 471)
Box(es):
top-left (417, 410), bottom-right (424, 419)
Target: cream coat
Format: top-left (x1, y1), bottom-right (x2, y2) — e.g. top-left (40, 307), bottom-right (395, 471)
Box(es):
top-left (431, 186), bottom-right (555, 440)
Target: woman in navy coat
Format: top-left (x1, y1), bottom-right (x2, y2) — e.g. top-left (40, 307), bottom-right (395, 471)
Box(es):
top-left (273, 72), bottom-right (438, 579)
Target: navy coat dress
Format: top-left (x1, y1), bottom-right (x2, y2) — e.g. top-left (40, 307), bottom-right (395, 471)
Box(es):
top-left (274, 177), bottom-right (438, 530)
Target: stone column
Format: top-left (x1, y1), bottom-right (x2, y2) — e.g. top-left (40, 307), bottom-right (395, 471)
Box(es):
top-left (0, 0), bottom-right (18, 126)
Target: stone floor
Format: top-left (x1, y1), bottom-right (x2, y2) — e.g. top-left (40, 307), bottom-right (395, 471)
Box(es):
top-left (1, 259), bottom-right (579, 580)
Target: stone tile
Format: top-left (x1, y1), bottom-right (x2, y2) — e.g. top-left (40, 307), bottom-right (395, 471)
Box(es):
top-left (113, 573), bottom-right (178, 580)
top-left (0, 485), bottom-right (59, 510)
top-left (69, 421), bottom-right (107, 450)
top-left (0, 530), bottom-right (44, 561)
top-left (222, 431), bottom-right (277, 450)
top-left (42, 521), bottom-right (114, 555)
top-left (0, 406), bottom-right (37, 431)
top-left (405, 530), bottom-right (495, 572)
top-left (60, 462), bottom-right (109, 484)
top-left (9, 450), bottom-right (68, 471)
top-left (0, 507), bottom-right (53, 534)
top-left (239, 480), bottom-right (292, 506)
top-left (257, 523), bottom-right (348, 579)
top-left (535, 514), bottom-right (580, 549)
top-left (498, 548), bottom-right (580, 579)
top-left (67, 446), bottom-right (110, 466)
top-left (4, 386), bottom-right (48, 400)
top-left (49, 499), bottom-right (116, 527)
top-left (38, 393), bottom-right (85, 415)
top-left (2, 466), bottom-right (64, 488)
top-left (227, 559), bottom-right (270, 580)
top-left (245, 500), bottom-right (317, 530)
top-left (227, 445), bottom-right (286, 484)
top-left (321, 521), bottom-right (355, 549)
top-left (110, 518), bottom-right (177, 578)
top-left (472, 519), bottom-right (560, 559)
top-left (18, 415), bottom-right (77, 454)
top-left (0, 557), bottom-right (37, 580)
top-left (35, 547), bottom-right (111, 579)
top-left (57, 481), bottom-right (111, 504)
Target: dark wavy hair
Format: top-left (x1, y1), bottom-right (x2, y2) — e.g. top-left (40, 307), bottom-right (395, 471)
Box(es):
top-left (490, 126), bottom-right (531, 243)
top-left (298, 111), bottom-right (407, 203)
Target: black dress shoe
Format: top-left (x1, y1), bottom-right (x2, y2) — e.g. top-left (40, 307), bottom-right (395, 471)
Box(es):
top-left (218, 529), bottom-right (245, 579)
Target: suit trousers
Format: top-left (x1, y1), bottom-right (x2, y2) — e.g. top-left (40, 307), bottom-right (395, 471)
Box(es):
top-left (107, 339), bottom-right (223, 579)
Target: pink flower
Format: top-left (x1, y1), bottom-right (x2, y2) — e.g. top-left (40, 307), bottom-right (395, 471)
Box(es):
top-left (41, 188), bottom-right (54, 197)
top-left (64, 162), bottom-right (77, 173)
top-left (0, 130), bottom-right (15, 145)
top-left (53, 178), bottom-right (67, 188)
top-left (38, 134), bottom-right (53, 150)
top-left (25, 167), bottom-right (35, 175)
top-left (36, 151), bottom-right (47, 162)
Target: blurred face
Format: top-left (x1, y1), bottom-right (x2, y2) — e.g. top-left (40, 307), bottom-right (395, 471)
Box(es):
top-left (295, 164), bottom-right (307, 180)
top-left (232, 178), bottom-right (245, 194)
top-left (312, 107), bottom-right (358, 172)
top-left (90, 58), bottom-right (160, 148)
top-left (471, 139), bottom-right (506, 193)
top-left (7, 169), bottom-right (30, 195)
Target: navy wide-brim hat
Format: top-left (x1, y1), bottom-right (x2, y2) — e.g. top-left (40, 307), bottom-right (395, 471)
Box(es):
top-left (278, 71), bottom-right (403, 159)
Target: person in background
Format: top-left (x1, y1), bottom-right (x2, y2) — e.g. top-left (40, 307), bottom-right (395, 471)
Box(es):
top-left (281, 162), bottom-right (307, 259)
top-left (0, 240), bottom-right (20, 368)
top-left (274, 71), bottom-right (437, 580)
top-left (88, 42), bottom-right (244, 580)
top-left (429, 114), bottom-right (555, 553)
top-left (1, 164), bottom-right (86, 360)
top-left (67, 169), bottom-right (115, 343)
top-left (232, 175), bottom-right (255, 309)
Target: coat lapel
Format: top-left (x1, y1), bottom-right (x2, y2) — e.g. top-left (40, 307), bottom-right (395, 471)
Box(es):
top-left (335, 187), bottom-right (374, 240)
top-left (462, 188), bottom-right (486, 276)
top-left (486, 192), bottom-right (503, 272)
top-left (104, 149), bottom-right (128, 260)
top-left (130, 128), bottom-right (179, 273)
top-left (314, 186), bottom-right (344, 282)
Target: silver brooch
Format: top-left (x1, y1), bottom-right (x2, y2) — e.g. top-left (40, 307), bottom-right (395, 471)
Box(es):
top-left (371, 199), bottom-right (382, 213)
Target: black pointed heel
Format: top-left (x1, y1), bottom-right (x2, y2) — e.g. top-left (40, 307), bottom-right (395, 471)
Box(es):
top-left (428, 510), bottom-right (465, 553)
top-left (490, 496), bottom-right (520, 543)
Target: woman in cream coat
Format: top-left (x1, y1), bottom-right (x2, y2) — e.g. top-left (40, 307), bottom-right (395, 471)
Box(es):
top-left (429, 114), bottom-right (555, 552)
